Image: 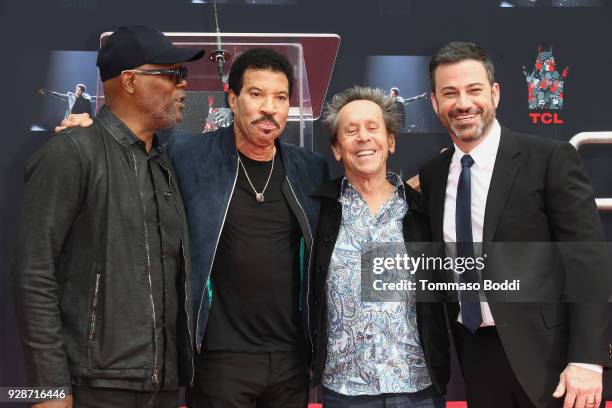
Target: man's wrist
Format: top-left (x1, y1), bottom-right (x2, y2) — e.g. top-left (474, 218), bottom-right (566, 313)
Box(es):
top-left (568, 362), bottom-right (603, 374)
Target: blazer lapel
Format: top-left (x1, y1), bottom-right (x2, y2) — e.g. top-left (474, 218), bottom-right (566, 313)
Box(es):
top-left (483, 129), bottom-right (522, 242)
top-left (430, 150), bottom-right (453, 242)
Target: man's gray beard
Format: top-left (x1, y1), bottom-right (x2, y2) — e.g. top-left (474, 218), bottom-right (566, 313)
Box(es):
top-left (138, 94), bottom-right (181, 130)
top-left (451, 108), bottom-right (495, 143)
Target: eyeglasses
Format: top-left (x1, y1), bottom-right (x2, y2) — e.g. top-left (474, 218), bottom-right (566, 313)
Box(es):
top-left (122, 65), bottom-right (188, 84)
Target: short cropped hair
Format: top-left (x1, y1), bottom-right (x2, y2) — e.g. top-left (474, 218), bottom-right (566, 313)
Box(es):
top-left (322, 86), bottom-right (402, 145)
top-left (228, 48), bottom-right (294, 97)
top-left (429, 41), bottom-right (495, 91)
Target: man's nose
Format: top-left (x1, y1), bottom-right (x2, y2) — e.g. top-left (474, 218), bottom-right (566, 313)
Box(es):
top-left (260, 96), bottom-right (276, 114)
top-left (455, 92), bottom-right (472, 110)
top-left (356, 127), bottom-right (371, 142)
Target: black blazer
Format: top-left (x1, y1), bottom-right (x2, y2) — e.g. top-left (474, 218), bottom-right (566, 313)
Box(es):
top-left (309, 177), bottom-right (451, 394)
top-left (419, 127), bottom-right (612, 407)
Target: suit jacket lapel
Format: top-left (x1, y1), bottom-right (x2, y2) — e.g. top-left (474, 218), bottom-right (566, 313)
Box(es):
top-left (431, 149), bottom-right (453, 242)
top-left (483, 128), bottom-right (522, 242)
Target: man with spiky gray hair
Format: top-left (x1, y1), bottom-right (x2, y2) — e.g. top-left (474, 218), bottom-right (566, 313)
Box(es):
top-left (310, 86), bottom-right (449, 407)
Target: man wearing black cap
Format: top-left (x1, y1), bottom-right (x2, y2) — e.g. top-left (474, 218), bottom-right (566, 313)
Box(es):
top-left (13, 25), bottom-right (204, 408)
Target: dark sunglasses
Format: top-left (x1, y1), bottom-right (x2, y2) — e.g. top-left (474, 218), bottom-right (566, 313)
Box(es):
top-left (123, 65), bottom-right (188, 84)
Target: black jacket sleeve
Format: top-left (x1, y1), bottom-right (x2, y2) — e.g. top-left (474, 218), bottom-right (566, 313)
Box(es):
top-left (12, 133), bottom-right (86, 387)
top-left (545, 142), bottom-right (611, 366)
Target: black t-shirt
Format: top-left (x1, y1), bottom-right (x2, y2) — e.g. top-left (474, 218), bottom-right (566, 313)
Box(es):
top-left (203, 149), bottom-right (306, 352)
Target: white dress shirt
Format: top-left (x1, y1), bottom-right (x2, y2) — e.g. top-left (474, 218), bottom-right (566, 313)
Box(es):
top-left (442, 119), bottom-right (602, 373)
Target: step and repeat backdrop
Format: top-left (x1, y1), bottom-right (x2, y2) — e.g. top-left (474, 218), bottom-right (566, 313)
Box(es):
top-left (1, 0), bottom-right (610, 405)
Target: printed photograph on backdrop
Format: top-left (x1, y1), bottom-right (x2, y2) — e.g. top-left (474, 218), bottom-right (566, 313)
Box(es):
top-left (26, 51), bottom-right (99, 132)
top-left (364, 56), bottom-right (445, 134)
top-left (179, 91), bottom-right (232, 133)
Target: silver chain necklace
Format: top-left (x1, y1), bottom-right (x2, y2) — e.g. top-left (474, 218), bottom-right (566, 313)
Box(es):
top-left (238, 153), bottom-right (275, 203)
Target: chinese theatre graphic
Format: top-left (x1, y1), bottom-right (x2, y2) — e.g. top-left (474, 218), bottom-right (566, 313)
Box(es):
top-left (523, 47), bottom-right (569, 124)
top-left (203, 94), bottom-right (233, 132)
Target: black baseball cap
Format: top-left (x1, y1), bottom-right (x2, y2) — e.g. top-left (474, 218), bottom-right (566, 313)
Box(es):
top-left (97, 25), bottom-right (205, 81)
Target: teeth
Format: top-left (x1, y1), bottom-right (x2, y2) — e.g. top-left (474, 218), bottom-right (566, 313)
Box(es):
top-left (453, 113), bottom-right (477, 120)
top-left (356, 150), bottom-right (375, 157)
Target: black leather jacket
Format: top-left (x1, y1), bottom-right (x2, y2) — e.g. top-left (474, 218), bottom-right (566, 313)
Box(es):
top-left (12, 107), bottom-right (194, 390)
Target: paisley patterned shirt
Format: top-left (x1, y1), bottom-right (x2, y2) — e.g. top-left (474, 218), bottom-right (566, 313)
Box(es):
top-left (322, 173), bottom-right (432, 395)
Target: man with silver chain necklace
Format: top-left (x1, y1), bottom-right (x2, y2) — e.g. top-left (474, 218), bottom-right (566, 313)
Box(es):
top-left (165, 48), bottom-right (328, 407)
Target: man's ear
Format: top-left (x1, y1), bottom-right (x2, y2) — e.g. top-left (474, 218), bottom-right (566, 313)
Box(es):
top-left (431, 91), bottom-right (439, 116)
top-left (120, 72), bottom-right (137, 95)
top-left (331, 141), bottom-right (342, 162)
top-left (388, 133), bottom-right (396, 154)
top-left (492, 82), bottom-right (500, 108)
top-left (228, 90), bottom-right (237, 113)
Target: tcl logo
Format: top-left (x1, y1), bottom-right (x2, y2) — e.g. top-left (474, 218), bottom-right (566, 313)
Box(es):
top-left (529, 112), bottom-right (564, 125)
